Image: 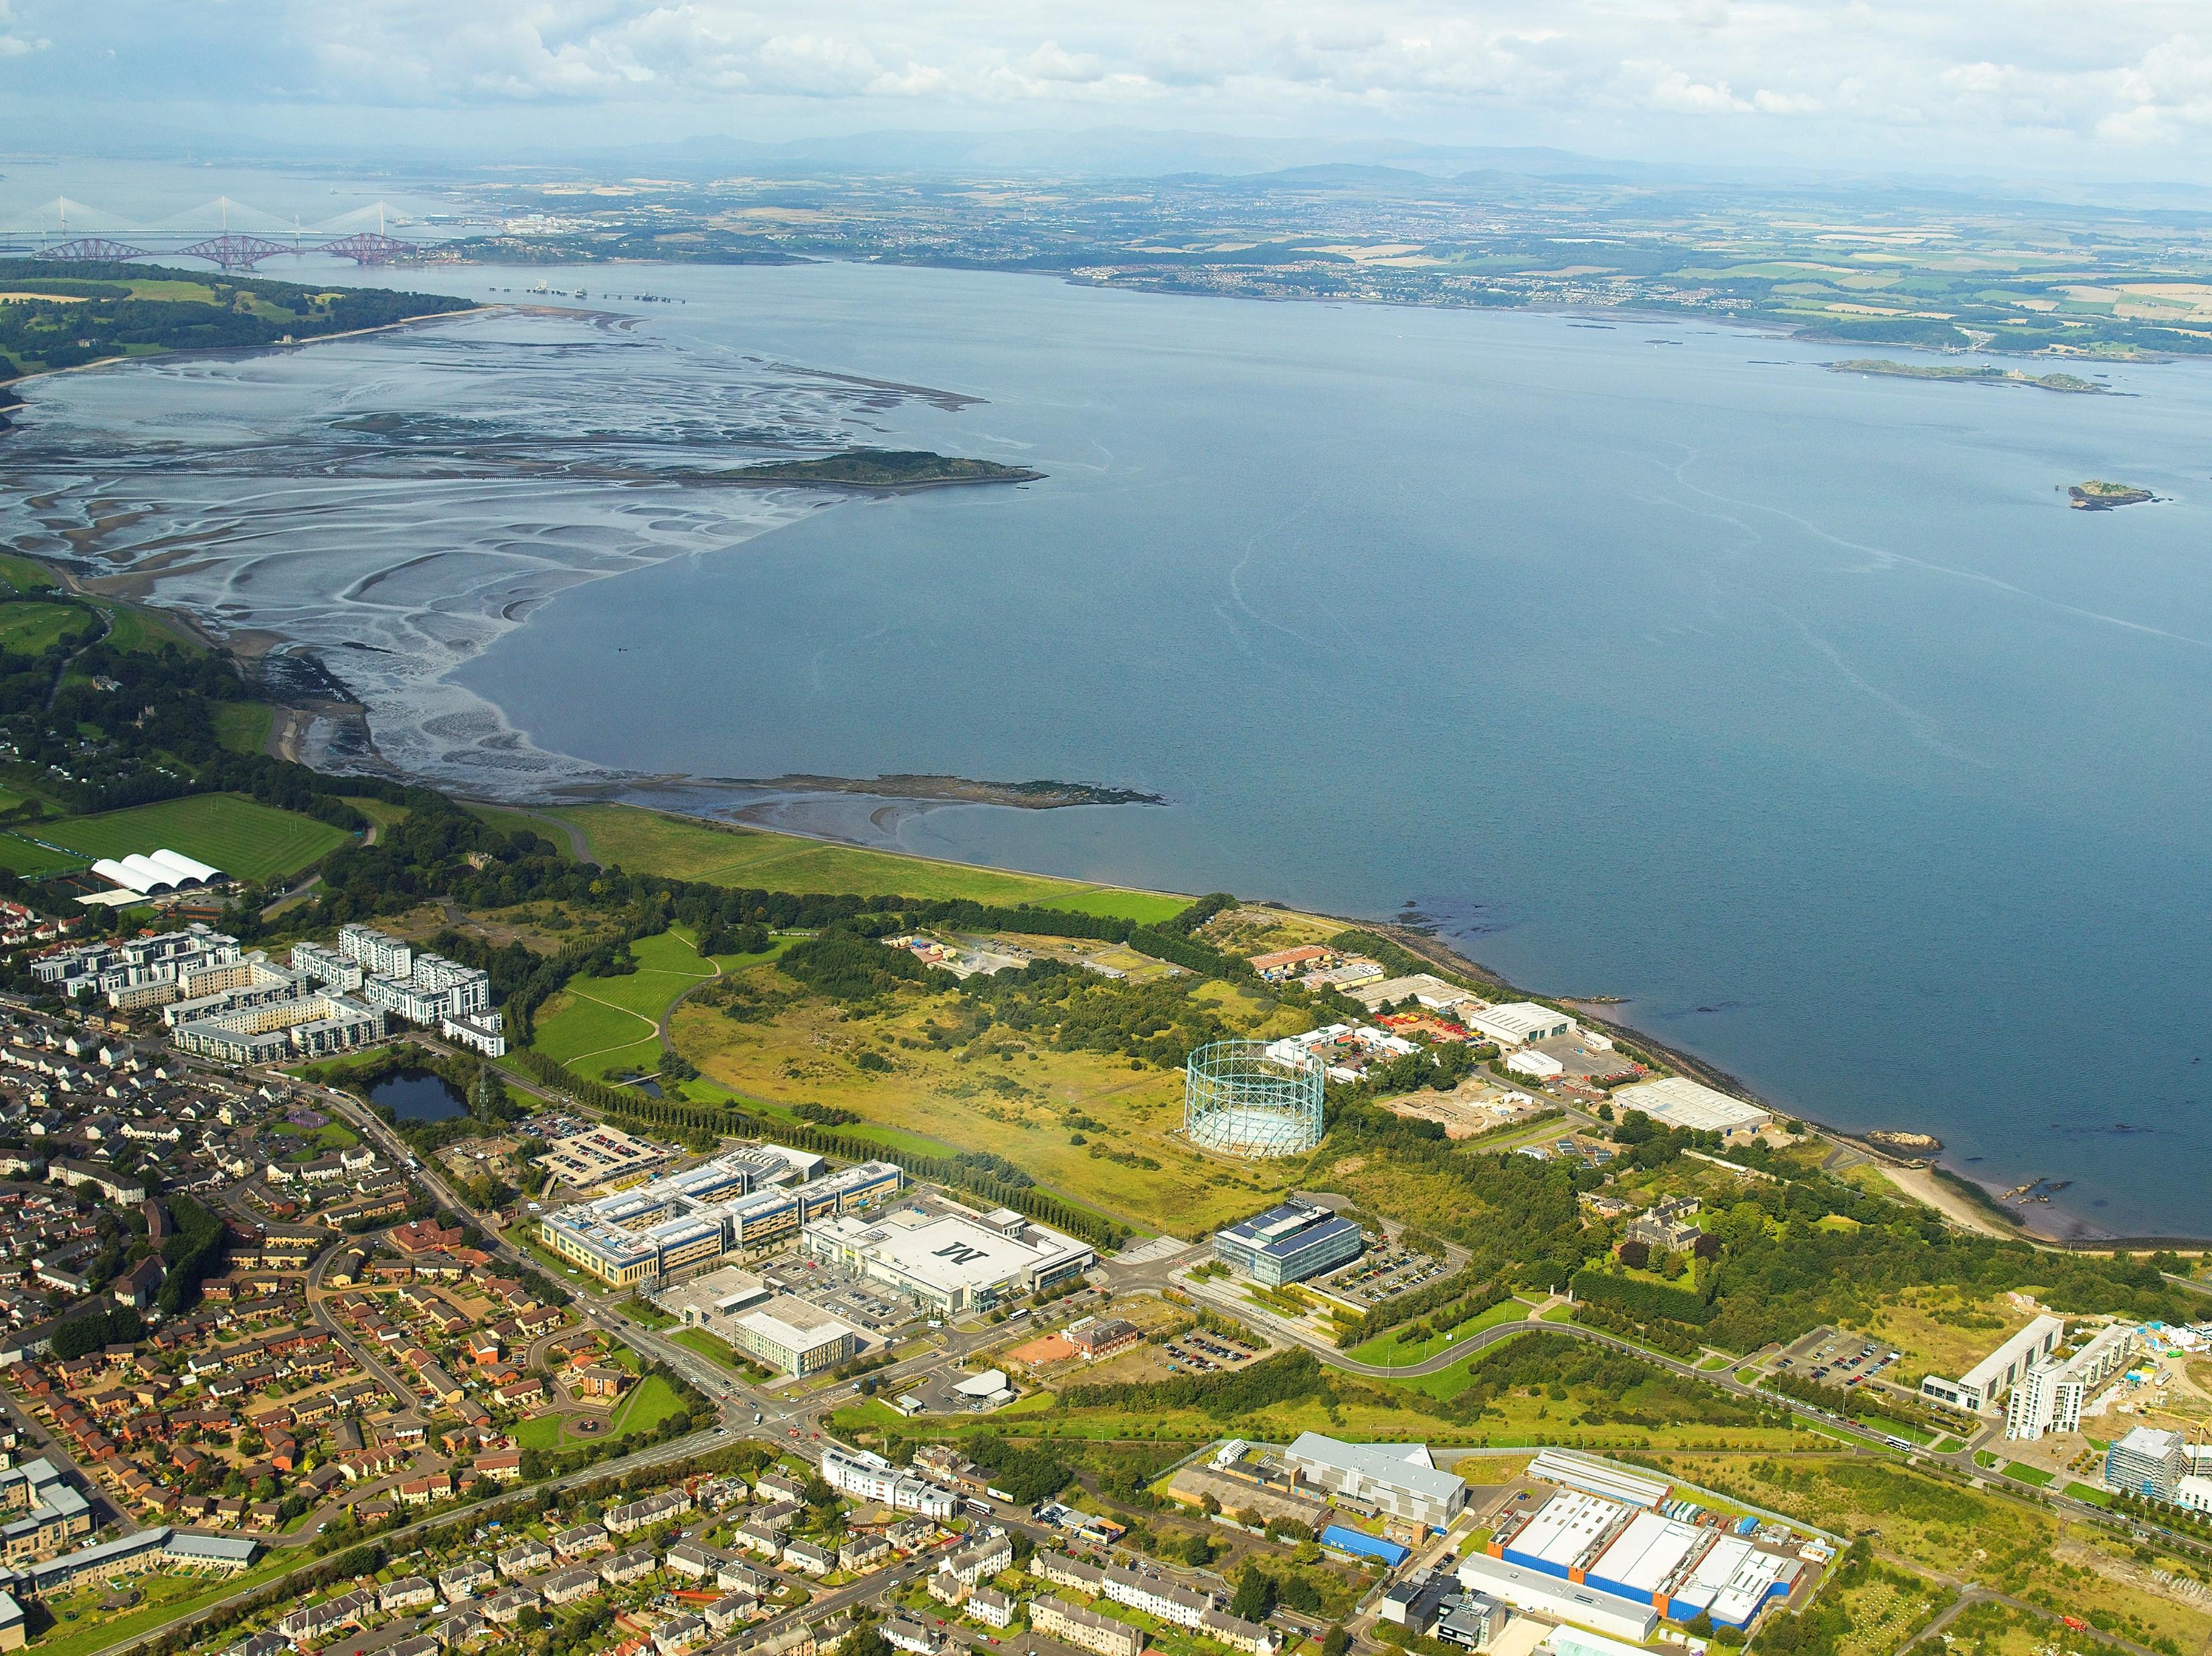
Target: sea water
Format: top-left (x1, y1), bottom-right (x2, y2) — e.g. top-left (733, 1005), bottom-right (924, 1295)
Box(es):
top-left (9, 255), bottom-right (2212, 1236)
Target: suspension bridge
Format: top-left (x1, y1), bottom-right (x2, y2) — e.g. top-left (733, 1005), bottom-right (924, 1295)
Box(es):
top-left (0, 196), bottom-right (446, 273)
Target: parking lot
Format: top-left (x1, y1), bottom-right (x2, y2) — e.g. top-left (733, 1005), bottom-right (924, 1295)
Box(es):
top-left (1160, 1328), bottom-right (1262, 1374)
top-left (1321, 1245), bottom-right (1446, 1305)
top-left (1773, 1325), bottom-right (1901, 1388)
top-left (763, 1257), bottom-right (920, 1336)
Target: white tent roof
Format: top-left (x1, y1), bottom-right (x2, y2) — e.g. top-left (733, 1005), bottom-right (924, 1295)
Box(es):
top-left (147, 848), bottom-right (222, 885)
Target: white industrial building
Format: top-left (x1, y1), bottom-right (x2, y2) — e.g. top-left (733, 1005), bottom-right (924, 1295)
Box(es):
top-left (1476, 1474), bottom-right (1801, 1637)
top-left (1461, 1002), bottom-right (1578, 1048)
top-left (802, 1202), bottom-right (1094, 1316)
top-left (1284, 1435), bottom-right (1470, 1529)
top-left (1922, 1314), bottom-right (2063, 1414)
top-left (1612, 1076), bottom-right (1771, 1135)
top-left (2006, 1323), bottom-right (2137, 1440)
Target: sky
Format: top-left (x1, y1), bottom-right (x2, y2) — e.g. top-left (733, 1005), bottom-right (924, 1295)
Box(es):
top-left (5, 1), bottom-right (2212, 182)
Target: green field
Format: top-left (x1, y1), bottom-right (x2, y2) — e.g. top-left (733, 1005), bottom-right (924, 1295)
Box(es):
top-left (0, 553), bottom-right (57, 595)
top-left (531, 927), bottom-right (776, 1079)
top-left (211, 701), bottom-right (275, 754)
top-left (611, 1374), bottom-right (689, 1435)
top-left (0, 601), bottom-right (87, 654)
top-left (0, 833), bottom-right (89, 877)
top-left (513, 1412), bottom-right (568, 1450)
top-left (554, 803), bottom-right (1186, 919)
top-left (39, 792), bottom-right (352, 883)
top-left (91, 599), bottom-right (200, 655)
top-left (672, 1327), bottom-right (760, 1376)
top-left (1347, 1299), bottom-right (1529, 1366)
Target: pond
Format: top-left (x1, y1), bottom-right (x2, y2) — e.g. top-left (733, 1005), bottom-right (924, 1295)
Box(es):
top-left (367, 1067), bottom-right (467, 1122)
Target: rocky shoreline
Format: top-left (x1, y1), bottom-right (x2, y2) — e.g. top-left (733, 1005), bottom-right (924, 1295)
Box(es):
top-left (710, 773), bottom-right (1165, 810)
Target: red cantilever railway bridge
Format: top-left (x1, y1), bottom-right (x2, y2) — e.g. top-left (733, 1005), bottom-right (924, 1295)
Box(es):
top-left (27, 230), bottom-right (418, 272)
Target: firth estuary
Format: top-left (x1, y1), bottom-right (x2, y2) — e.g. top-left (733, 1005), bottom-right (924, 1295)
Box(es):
top-left (4, 257), bottom-right (2211, 1237)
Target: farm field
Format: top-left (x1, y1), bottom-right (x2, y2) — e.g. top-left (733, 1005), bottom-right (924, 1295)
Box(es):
top-left (1652, 1451), bottom-right (2212, 1653)
top-left (551, 803), bottom-right (1187, 919)
top-left (38, 792), bottom-right (353, 883)
top-left (668, 965), bottom-right (1298, 1237)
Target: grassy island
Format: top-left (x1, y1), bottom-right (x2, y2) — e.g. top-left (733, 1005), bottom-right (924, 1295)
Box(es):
top-left (1828, 358), bottom-right (2104, 393)
top-left (2069, 479), bottom-right (2155, 510)
top-left (719, 448), bottom-right (1043, 488)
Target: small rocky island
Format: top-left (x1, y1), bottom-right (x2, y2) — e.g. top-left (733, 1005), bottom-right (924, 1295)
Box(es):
top-left (1865, 1129), bottom-right (1944, 1154)
top-left (732, 773), bottom-right (1166, 808)
top-left (1829, 359), bottom-right (2106, 394)
top-left (719, 448), bottom-right (1043, 489)
top-left (2067, 480), bottom-right (2155, 511)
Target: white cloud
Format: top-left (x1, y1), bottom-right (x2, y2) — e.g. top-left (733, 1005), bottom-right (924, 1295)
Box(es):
top-left (10, 0), bottom-right (2212, 176)
top-left (0, 0), bottom-right (46, 56)
top-left (1638, 65), bottom-right (1751, 114)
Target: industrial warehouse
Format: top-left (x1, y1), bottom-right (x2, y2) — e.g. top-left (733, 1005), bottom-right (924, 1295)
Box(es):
top-left (1465, 1454), bottom-right (1808, 1639)
top-left (538, 1144), bottom-right (905, 1286)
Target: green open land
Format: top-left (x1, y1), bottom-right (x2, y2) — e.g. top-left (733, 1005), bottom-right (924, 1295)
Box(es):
top-left (0, 259), bottom-right (475, 379)
top-left (0, 553), bottom-right (58, 595)
top-left (1347, 1299), bottom-right (1529, 1366)
top-left (531, 926), bottom-right (788, 1080)
top-left (610, 1374), bottom-right (688, 1435)
top-left (88, 598), bottom-right (201, 655)
top-left (210, 701), bottom-right (275, 755)
top-left (0, 601), bottom-right (89, 654)
top-left (843, 1333), bottom-right (1812, 1454)
top-left (672, 1327), bottom-right (762, 1376)
top-left (0, 833), bottom-right (88, 877)
top-left (667, 955), bottom-right (1305, 1237)
top-left (551, 804), bottom-right (1185, 919)
top-left (35, 792), bottom-right (352, 883)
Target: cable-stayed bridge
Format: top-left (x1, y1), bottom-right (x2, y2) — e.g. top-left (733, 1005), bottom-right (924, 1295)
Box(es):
top-left (0, 197), bottom-right (442, 272)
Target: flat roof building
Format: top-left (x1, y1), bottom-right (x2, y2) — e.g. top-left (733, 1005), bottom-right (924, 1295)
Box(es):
top-left (1214, 1202), bottom-right (1363, 1288)
top-left (540, 1150), bottom-right (904, 1287)
top-left (1922, 1315), bottom-right (2063, 1414)
top-left (2109, 1425), bottom-right (2188, 1501)
top-left (729, 1297), bottom-right (858, 1376)
top-left (1610, 1076), bottom-right (1770, 1135)
top-left (2007, 1323), bottom-right (2136, 1441)
top-left (1462, 1002), bottom-right (1577, 1048)
top-left (1481, 1483), bottom-right (1799, 1635)
top-left (803, 1201), bottom-right (1094, 1315)
top-left (1285, 1434), bottom-right (1469, 1529)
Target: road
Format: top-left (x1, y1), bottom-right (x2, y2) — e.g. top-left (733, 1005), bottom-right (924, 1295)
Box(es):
top-left (133, 1053), bottom-right (2192, 1656)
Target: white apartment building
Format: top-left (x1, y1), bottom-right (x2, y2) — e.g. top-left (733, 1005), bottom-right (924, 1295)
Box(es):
top-left (820, 1449), bottom-right (959, 1518)
top-left (2006, 1323), bottom-right (2137, 1441)
top-left (1922, 1314), bottom-right (2064, 1413)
